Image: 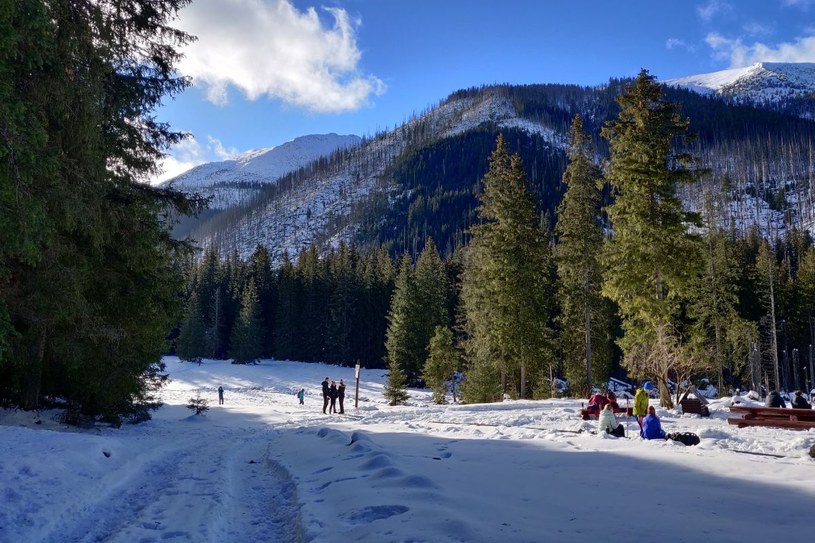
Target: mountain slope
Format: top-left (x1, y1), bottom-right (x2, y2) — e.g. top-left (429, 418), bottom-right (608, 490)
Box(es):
top-left (665, 62), bottom-right (815, 108)
top-left (164, 134), bottom-right (361, 209)
top-left (179, 66), bottom-right (815, 264)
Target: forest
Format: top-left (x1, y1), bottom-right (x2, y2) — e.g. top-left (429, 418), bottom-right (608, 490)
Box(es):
top-left (178, 73), bottom-right (815, 409)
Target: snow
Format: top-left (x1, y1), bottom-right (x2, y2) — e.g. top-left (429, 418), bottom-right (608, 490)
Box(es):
top-left (3, 357), bottom-right (815, 542)
top-left (664, 62), bottom-right (815, 104)
top-left (163, 134), bottom-right (361, 209)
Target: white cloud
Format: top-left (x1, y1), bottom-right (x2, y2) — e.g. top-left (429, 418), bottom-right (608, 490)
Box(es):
top-left (177, 0), bottom-right (385, 113)
top-left (666, 38), bottom-right (696, 52)
top-left (153, 136), bottom-right (238, 185)
top-left (706, 32), bottom-right (815, 66)
top-left (697, 0), bottom-right (734, 21)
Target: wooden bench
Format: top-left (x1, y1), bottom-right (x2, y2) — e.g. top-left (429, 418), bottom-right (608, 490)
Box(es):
top-left (680, 398), bottom-right (710, 417)
top-left (728, 405), bottom-right (815, 430)
top-left (580, 406), bottom-right (633, 420)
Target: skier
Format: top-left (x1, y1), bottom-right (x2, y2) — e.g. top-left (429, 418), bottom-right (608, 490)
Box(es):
top-left (218, 386), bottom-right (224, 405)
top-left (338, 379), bottom-right (346, 414)
top-left (297, 388), bottom-right (305, 405)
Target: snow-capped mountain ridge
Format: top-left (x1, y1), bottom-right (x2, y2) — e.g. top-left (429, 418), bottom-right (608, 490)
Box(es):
top-left (665, 62), bottom-right (815, 104)
top-left (177, 63), bottom-right (815, 264)
top-left (164, 133), bottom-right (361, 209)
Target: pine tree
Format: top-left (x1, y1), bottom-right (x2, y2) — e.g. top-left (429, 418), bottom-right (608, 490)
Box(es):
top-left (413, 238), bottom-right (450, 380)
top-left (555, 115), bottom-right (613, 397)
top-left (460, 135), bottom-right (556, 400)
top-left (229, 279), bottom-right (264, 364)
top-left (0, 0), bottom-right (201, 417)
top-left (423, 326), bottom-right (458, 404)
top-left (600, 70), bottom-right (702, 407)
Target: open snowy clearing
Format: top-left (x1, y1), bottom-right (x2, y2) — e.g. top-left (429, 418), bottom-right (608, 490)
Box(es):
top-left (2, 357), bottom-right (815, 543)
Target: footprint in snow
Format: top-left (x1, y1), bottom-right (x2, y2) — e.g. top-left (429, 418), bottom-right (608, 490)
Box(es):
top-left (342, 505), bottom-right (409, 525)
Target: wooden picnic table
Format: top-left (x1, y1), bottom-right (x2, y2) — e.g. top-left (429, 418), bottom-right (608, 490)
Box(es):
top-left (728, 405), bottom-right (815, 430)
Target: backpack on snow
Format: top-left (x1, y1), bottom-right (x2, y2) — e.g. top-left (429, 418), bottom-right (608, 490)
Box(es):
top-left (666, 432), bottom-right (700, 446)
top-left (609, 424), bottom-right (625, 438)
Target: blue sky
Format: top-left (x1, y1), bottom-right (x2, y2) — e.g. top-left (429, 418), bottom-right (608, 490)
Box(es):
top-left (155, 0), bottom-right (815, 181)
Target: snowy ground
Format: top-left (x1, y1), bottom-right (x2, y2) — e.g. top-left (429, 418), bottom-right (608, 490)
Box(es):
top-left (2, 357), bottom-right (815, 543)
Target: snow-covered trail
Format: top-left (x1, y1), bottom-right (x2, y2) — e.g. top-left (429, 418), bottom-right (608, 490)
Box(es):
top-left (25, 422), bottom-right (304, 543)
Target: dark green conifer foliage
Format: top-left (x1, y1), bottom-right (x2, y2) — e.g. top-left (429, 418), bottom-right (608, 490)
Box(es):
top-left (0, 0), bottom-right (201, 417)
top-left (460, 135), bottom-right (556, 401)
top-left (176, 290), bottom-right (208, 363)
top-left (384, 253), bottom-right (420, 387)
top-left (555, 115), bottom-right (613, 396)
top-left (274, 253), bottom-right (299, 360)
top-left (600, 70), bottom-right (702, 407)
top-left (423, 325), bottom-right (458, 404)
top-left (230, 279), bottom-right (264, 364)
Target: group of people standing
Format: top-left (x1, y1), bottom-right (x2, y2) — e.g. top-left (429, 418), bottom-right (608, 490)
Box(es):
top-left (321, 377), bottom-right (346, 414)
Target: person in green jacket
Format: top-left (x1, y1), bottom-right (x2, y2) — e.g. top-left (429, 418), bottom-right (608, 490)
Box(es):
top-left (633, 381), bottom-right (652, 429)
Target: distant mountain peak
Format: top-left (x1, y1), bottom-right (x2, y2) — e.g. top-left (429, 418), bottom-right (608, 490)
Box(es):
top-left (664, 61), bottom-right (815, 104)
top-left (163, 133), bottom-right (361, 209)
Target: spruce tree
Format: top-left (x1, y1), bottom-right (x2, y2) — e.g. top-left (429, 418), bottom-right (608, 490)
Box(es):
top-left (423, 326), bottom-right (458, 404)
top-left (460, 135), bottom-right (556, 400)
top-left (229, 279), bottom-right (264, 364)
top-left (555, 115), bottom-right (613, 397)
top-left (177, 291), bottom-right (208, 363)
top-left (600, 70), bottom-right (702, 407)
top-left (0, 0), bottom-right (201, 417)
top-left (384, 253), bottom-right (420, 385)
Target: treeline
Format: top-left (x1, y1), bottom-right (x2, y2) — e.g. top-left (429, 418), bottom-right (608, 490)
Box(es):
top-left (179, 72), bottom-right (815, 410)
top-left (177, 243), bottom-right (402, 368)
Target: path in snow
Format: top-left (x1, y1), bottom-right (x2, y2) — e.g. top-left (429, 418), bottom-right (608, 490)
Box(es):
top-left (34, 426), bottom-right (304, 543)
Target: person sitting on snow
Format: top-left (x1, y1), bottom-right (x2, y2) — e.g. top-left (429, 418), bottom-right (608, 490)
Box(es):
top-left (765, 390), bottom-right (786, 408)
top-left (598, 403), bottom-right (625, 437)
top-left (641, 405), bottom-right (666, 440)
top-left (791, 390), bottom-right (811, 410)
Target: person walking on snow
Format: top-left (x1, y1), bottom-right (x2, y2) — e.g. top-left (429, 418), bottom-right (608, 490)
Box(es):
top-left (321, 377), bottom-right (330, 414)
top-left (338, 379), bottom-right (346, 414)
top-left (297, 388), bottom-right (305, 405)
top-left (218, 386), bottom-right (224, 405)
top-left (633, 381), bottom-right (651, 429)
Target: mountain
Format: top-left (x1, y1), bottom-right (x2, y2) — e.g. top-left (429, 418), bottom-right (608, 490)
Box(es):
top-left (664, 62), bottom-right (815, 115)
top-left (163, 133), bottom-right (361, 209)
top-left (177, 65), bottom-right (815, 265)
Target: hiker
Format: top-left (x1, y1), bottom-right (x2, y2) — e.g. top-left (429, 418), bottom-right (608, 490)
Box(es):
top-left (338, 379), bottom-right (346, 414)
top-left (328, 381), bottom-right (339, 414)
top-left (598, 403), bottom-right (625, 437)
top-left (633, 382), bottom-right (651, 428)
top-left (297, 388), bottom-right (305, 405)
top-left (791, 390), bottom-right (811, 409)
top-left (765, 390), bottom-right (786, 408)
top-left (322, 377), bottom-right (330, 414)
top-left (586, 391), bottom-right (607, 415)
top-left (218, 386), bottom-right (224, 405)
top-left (605, 389), bottom-right (619, 409)
top-left (641, 405), bottom-right (666, 440)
